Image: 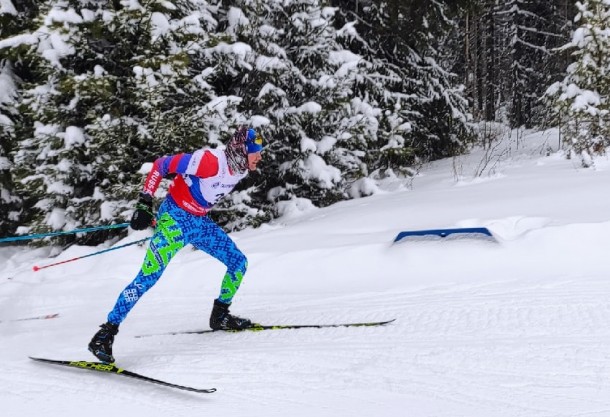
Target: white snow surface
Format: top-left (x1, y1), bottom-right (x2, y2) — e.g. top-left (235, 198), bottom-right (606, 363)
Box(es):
top-left (1, 129), bottom-right (610, 416)
top-left (0, 0), bottom-right (16, 15)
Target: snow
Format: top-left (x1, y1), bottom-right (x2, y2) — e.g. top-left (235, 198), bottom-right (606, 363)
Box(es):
top-left (0, 62), bottom-right (17, 105)
top-left (0, 156), bottom-right (10, 170)
top-left (255, 55), bottom-right (287, 72)
top-left (316, 135), bottom-right (337, 153)
top-left (63, 126), bottom-right (86, 148)
top-left (80, 8), bottom-right (95, 22)
top-left (123, 0), bottom-right (144, 12)
top-left (150, 12), bottom-right (170, 41)
top-left (202, 95), bottom-right (242, 115)
top-left (44, 7), bottom-right (83, 26)
top-left (0, 0), bottom-right (17, 15)
top-left (1, 129), bottom-right (610, 416)
top-left (132, 66), bottom-right (159, 88)
top-left (299, 153), bottom-right (342, 188)
top-left (288, 101), bottom-right (323, 114)
top-left (226, 7), bottom-right (249, 33)
top-left (38, 29), bottom-right (76, 67)
top-left (300, 136), bottom-right (317, 153)
top-left (0, 33), bottom-right (39, 50)
top-left (275, 197), bottom-right (318, 220)
top-left (45, 207), bottom-right (66, 230)
top-left (160, 1), bottom-right (177, 11)
top-left (328, 50), bottom-right (361, 66)
top-left (207, 42), bottom-right (252, 61)
top-left (99, 201), bottom-right (118, 222)
top-left (46, 181), bottom-right (73, 196)
top-left (249, 115), bottom-right (270, 127)
top-left (257, 82), bottom-right (286, 99)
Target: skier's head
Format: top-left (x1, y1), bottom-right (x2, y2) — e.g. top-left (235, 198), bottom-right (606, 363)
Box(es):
top-left (225, 126), bottom-right (264, 173)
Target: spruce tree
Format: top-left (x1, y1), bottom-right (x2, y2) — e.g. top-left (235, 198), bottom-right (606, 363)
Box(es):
top-left (0, 0), bottom-right (40, 237)
top-left (1, 0), bottom-right (476, 238)
top-left (209, 0), bottom-right (414, 227)
top-left (7, 0), bottom-right (225, 240)
top-left (493, 0), bottom-right (571, 127)
top-left (339, 0), bottom-right (473, 163)
top-left (546, 0), bottom-right (610, 166)
top-left (0, 59), bottom-right (20, 237)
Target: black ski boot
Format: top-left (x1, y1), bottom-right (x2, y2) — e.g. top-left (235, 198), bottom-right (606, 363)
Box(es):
top-left (88, 322), bottom-right (119, 363)
top-left (209, 299), bottom-right (253, 330)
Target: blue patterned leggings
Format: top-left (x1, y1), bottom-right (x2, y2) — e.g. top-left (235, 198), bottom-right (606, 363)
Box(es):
top-left (107, 197), bottom-right (247, 325)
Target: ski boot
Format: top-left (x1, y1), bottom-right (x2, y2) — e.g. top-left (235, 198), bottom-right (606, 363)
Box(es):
top-left (209, 299), bottom-right (253, 330)
top-left (88, 322), bottom-right (119, 363)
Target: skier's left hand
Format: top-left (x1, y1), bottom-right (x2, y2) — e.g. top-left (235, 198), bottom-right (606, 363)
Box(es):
top-left (130, 193), bottom-right (154, 230)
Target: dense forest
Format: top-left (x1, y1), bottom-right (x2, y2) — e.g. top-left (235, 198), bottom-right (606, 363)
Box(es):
top-left (0, 0), bottom-right (608, 243)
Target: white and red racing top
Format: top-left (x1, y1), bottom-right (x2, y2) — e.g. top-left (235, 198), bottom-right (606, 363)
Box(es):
top-left (142, 149), bottom-right (247, 216)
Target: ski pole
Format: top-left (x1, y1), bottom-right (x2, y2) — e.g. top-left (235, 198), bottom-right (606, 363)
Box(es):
top-left (0, 223), bottom-right (130, 243)
top-left (32, 237), bottom-right (150, 271)
top-left (0, 313), bottom-right (59, 323)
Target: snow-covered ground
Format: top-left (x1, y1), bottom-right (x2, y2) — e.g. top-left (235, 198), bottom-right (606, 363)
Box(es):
top-left (2, 128), bottom-right (610, 417)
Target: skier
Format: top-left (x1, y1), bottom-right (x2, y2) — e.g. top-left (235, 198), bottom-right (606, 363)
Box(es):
top-left (88, 126), bottom-right (264, 363)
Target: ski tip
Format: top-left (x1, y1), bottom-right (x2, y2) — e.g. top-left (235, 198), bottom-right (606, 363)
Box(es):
top-left (29, 356), bottom-right (58, 365)
top-left (29, 356), bottom-right (63, 364)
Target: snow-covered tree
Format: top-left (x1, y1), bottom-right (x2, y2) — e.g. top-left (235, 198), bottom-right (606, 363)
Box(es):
top-left (496, 0), bottom-right (557, 127)
top-left (0, 0), bottom-right (39, 236)
top-left (208, 0), bottom-right (417, 227)
top-left (341, 0), bottom-right (473, 162)
top-left (1, 0), bottom-right (476, 237)
top-left (454, 0), bottom-right (573, 128)
top-left (546, 0), bottom-right (610, 166)
top-left (0, 59), bottom-right (20, 237)
top-left (6, 0), bottom-right (227, 237)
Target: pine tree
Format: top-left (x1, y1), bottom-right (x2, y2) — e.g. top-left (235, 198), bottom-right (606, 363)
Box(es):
top-left (1, 0), bottom-right (475, 237)
top-left (7, 0), bottom-right (224, 239)
top-left (0, 58), bottom-right (20, 237)
top-left (209, 0), bottom-right (419, 227)
top-left (0, 0), bottom-right (40, 237)
top-left (546, 0), bottom-right (610, 166)
top-left (337, 0), bottom-right (473, 163)
top-left (456, 0), bottom-right (573, 128)
top-left (457, 0), bottom-right (505, 123)
top-left (497, 0), bottom-right (571, 127)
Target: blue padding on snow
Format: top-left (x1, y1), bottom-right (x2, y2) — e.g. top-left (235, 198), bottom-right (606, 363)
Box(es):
top-left (393, 227), bottom-right (495, 243)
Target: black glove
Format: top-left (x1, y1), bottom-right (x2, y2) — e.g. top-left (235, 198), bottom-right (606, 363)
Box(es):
top-left (130, 193), bottom-right (154, 230)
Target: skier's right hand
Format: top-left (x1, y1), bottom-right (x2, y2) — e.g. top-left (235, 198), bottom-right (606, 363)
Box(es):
top-left (130, 193), bottom-right (154, 230)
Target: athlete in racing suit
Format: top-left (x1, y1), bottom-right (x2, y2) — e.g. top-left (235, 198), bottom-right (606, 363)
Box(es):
top-left (88, 126), bottom-right (264, 363)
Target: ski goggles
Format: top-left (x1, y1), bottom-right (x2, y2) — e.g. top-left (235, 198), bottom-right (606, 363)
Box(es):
top-left (246, 129), bottom-right (264, 154)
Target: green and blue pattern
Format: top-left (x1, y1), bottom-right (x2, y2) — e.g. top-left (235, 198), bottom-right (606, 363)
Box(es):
top-left (107, 197), bottom-right (247, 324)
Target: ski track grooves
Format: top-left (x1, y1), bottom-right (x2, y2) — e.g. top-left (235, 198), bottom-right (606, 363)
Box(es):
top-left (4, 277), bottom-right (610, 416)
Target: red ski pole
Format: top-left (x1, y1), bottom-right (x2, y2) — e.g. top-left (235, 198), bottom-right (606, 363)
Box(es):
top-left (32, 237), bottom-right (150, 271)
